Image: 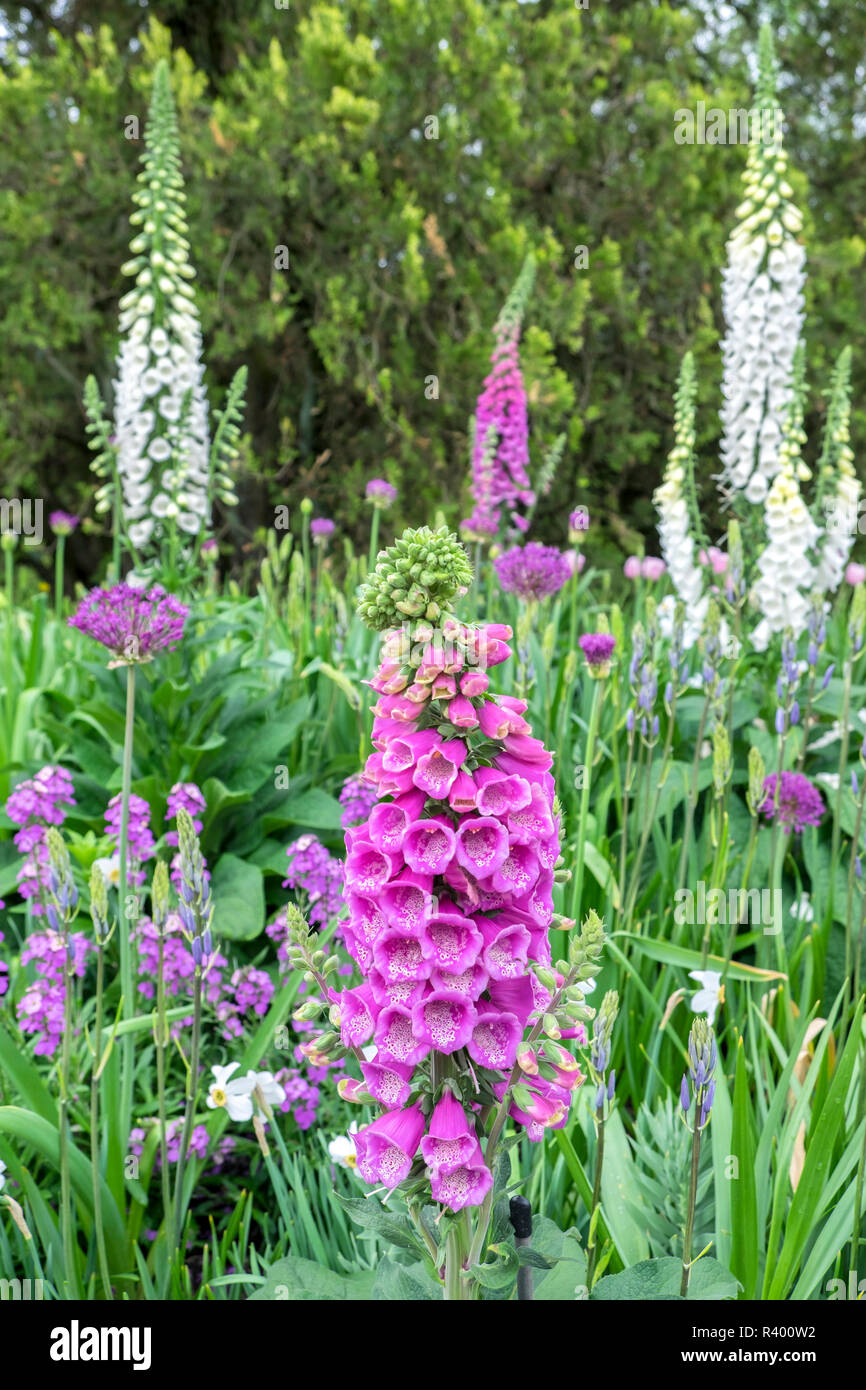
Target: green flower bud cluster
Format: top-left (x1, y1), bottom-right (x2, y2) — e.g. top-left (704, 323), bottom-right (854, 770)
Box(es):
top-left (89, 863), bottom-right (112, 945)
top-left (747, 745), bottom-right (767, 816)
top-left (356, 525), bottom-right (474, 631)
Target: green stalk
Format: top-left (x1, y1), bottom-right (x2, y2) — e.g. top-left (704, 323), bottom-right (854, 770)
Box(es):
top-left (844, 775), bottom-right (866, 1028)
top-left (59, 949), bottom-right (79, 1296)
top-left (724, 817), bottom-right (758, 970)
top-left (569, 677), bottom-right (604, 922)
top-left (680, 1097), bottom-right (704, 1298)
top-left (829, 653), bottom-right (853, 932)
top-left (90, 945), bottom-right (112, 1299)
top-left (54, 533), bottom-right (66, 621)
top-left (171, 967), bottom-right (202, 1257)
top-left (585, 1102), bottom-right (606, 1287)
top-left (849, 1033), bottom-right (866, 1283)
top-left (155, 930), bottom-right (172, 1230)
top-left (677, 695), bottom-right (710, 893)
top-left (4, 541), bottom-right (15, 739)
top-left (117, 664), bottom-right (137, 1144)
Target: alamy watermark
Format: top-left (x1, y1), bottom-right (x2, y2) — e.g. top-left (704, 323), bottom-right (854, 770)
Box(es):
top-left (675, 882), bottom-right (781, 936)
top-left (0, 497), bottom-right (43, 546)
top-left (674, 102), bottom-right (781, 146)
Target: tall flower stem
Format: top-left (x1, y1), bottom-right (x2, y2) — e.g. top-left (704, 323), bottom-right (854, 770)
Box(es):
top-left (117, 664), bottom-right (137, 1144)
top-left (90, 944), bottom-right (113, 1299)
top-left (680, 1106), bottom-right (703, 1298)
top-left (829, 653), bottom-right (853, 933)
top-left (677, 696), bottom-right (710, 893)
top-left (155, 931), bottom-right (172, 1230)
top-left (171, 968), bottom-right (202, 1258)
top-left (849, 1031), bottom-right (866, 1280)
top-left (569, 677), bottom-right (604, 922)
top-left (585, 1105), bottom-right (606, 1287)
top-left (59, 954), bottom-right (80, 1297)
top-left (54, 534), bottom-right (66, 621)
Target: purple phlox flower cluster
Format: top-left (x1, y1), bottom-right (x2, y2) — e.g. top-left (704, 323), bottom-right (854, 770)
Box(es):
top-left (135, 913), bottom-right (228, 1037)
top-left (366, 479), bottom-right (397, 508)
top-left (105, 792), bottom-right (155, 887)
top-left (578, 632), bottom-right (616, 672)
top-left (461, 320), bottom-right (534, 541)
top-left (6, 766), bottom-right (75, 912)
top-left (494, 543), bottom-right (571, 602)
top-left (283, 835), bottom-right (345, 928)
top-left (217, 966), bottom-right (275, 1041)
top-left (339, 773), bottom-right (379, 830)
top-left (273, 1066), bottom-right (323, 1130)
top-left (68, 583), bottom-right (188, 664)
top-left (774, 635), bottom-right (802, 735)
top-left (165, 782), bottom-right (206, 847)
top-left (49, 510), bottom-right (80, 535)
top-left (17, 930), bottom-right (92, 1056)
top-left (0, 916), bottom-right (7, 998)
top-left (310, 518), bottom-right (335, 539)
top-left (760, 771), bottom-right (825, 834)
top-left (129, 1122), bottom-right (235, 1172)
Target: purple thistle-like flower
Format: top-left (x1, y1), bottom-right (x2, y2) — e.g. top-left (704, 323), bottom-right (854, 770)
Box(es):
top-left (760, 772), bottom-right (825, 833)
top-left (68, 584), bottom-right (188, 665)
top-left (494, 543), bottom-right (571, 601)
top-left (310, 518), bottom-right (335, 539)
top-left (365, 478), bottom-right (397, 508)
top-left (49, 510), bottom-right (80, 535)
top-left (578, 633), bottom-right (616, 673)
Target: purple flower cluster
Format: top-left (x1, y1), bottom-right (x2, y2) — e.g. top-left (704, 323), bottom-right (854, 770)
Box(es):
top-left (6, 767), bottom-right (76, 912)
top-left (339, 774), bottom-right (379, 830)
top-left (283, 835), bottom-right (345, 928)
top-left (165, 782), bottom-right (206, 846)
top-left (310, 518), bottom-right (335, 540)
top-left (578, 633), bottom-right (617, 671)
top-left (105, 792), bottom-right (155, 887)
top-left (129, 1123), bottom-right (235, 1172)
top-left (365, 479), bottom-right (397, 508)
top-left (68, 583), bottom-right (188, 664)
top-left (494, 543), bottom-right (571, 602)
top-left (17, 930), bottom-right (93, 1056)
top-left (135, 913), bottom-right (228, 1037)
top-left (49, 510), bottom-right (80, 535)
top-left (461, 321), bottom-right (533, 541)
top-left (217, 967), bottom-right (275, 1040)
top-left (760, 772), bottom-right (825, 833)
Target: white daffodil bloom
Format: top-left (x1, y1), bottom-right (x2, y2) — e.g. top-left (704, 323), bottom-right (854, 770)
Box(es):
top-left (689, 970), bottom-right (723, 1026)
top-left (93, 855), bottom-right (121, 888)
top-left (206, 1063), bottom-right (255, 1122)
top-left (244, 1070), bottom-right (286, 1112)
top-left (328, 1123), bottom-right (359, 1169)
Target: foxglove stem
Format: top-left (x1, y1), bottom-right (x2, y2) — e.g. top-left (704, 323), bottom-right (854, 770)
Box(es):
top-left (90, 945), bottom-right (112, 1299)
top-left (117, 664), bottom-right (137, 1145)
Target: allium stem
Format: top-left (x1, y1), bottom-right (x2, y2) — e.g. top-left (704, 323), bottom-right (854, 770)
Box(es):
top-left (117, 664), bottom-right (137, 1144)
top-left (54, 534), bottom-right (66, 622)
top-left (155, 930), bottom-right (172, 1232)
top-left (90, 944), bottom-right (113, 1299)
top-left (585, 1109), bottom-right (606, 1287)
top-left (677, 695), bottom-right (710, 894)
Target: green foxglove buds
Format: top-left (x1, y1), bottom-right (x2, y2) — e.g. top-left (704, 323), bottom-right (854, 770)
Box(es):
top-left (356, 526), bottom-right (473, 632)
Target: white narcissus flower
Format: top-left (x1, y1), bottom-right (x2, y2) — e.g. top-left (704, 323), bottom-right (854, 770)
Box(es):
top-left (790, 894), bottom-right (814, 922)
top-left (689, 970), bottom-right (722, 1026)
top-left (328, 1122), bottom-right (359, 1169)
top-left (206, 1063), bottom-right (255, 1121)
top-left (92, 855), bottom-right (121, 888)
top-left (0, 1158), bottom-right (6, 1192)
top-left (245, 1070), bottom-right (286, 1111)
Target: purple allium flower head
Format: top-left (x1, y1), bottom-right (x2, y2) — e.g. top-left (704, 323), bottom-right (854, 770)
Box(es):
top-left (49, 510), bottom-right (80, 535)
top-left (569, 506), bottom-right (589, 535)
top-left (623, 555), bottom-right (642, 579)
top-left (365, 478), bottom-right (397, 508)
top-left (494, 543), bottom-right (571, 601)
top-left (641, 556), bottom-right (666, 581)
top-left (578, 632), bottom-right (616, 675)
top-left (310, 518), bottom-right (335, 539)
top-left (760, 772), bottom-right (825, 834)
top-left (68, 584), bottom-right (188, 665)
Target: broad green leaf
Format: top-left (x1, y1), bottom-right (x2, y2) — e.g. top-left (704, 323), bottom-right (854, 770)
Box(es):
top-left (592, 1256), bottom-right (738, 1300)
top-left (210, 853), bottom-right (265, 940)
top-left (248, 1254), bottom-right (377, 1301)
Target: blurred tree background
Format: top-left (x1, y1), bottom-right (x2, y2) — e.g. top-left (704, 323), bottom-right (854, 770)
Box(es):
top-left (0, 0), bottom-right (863, 580)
